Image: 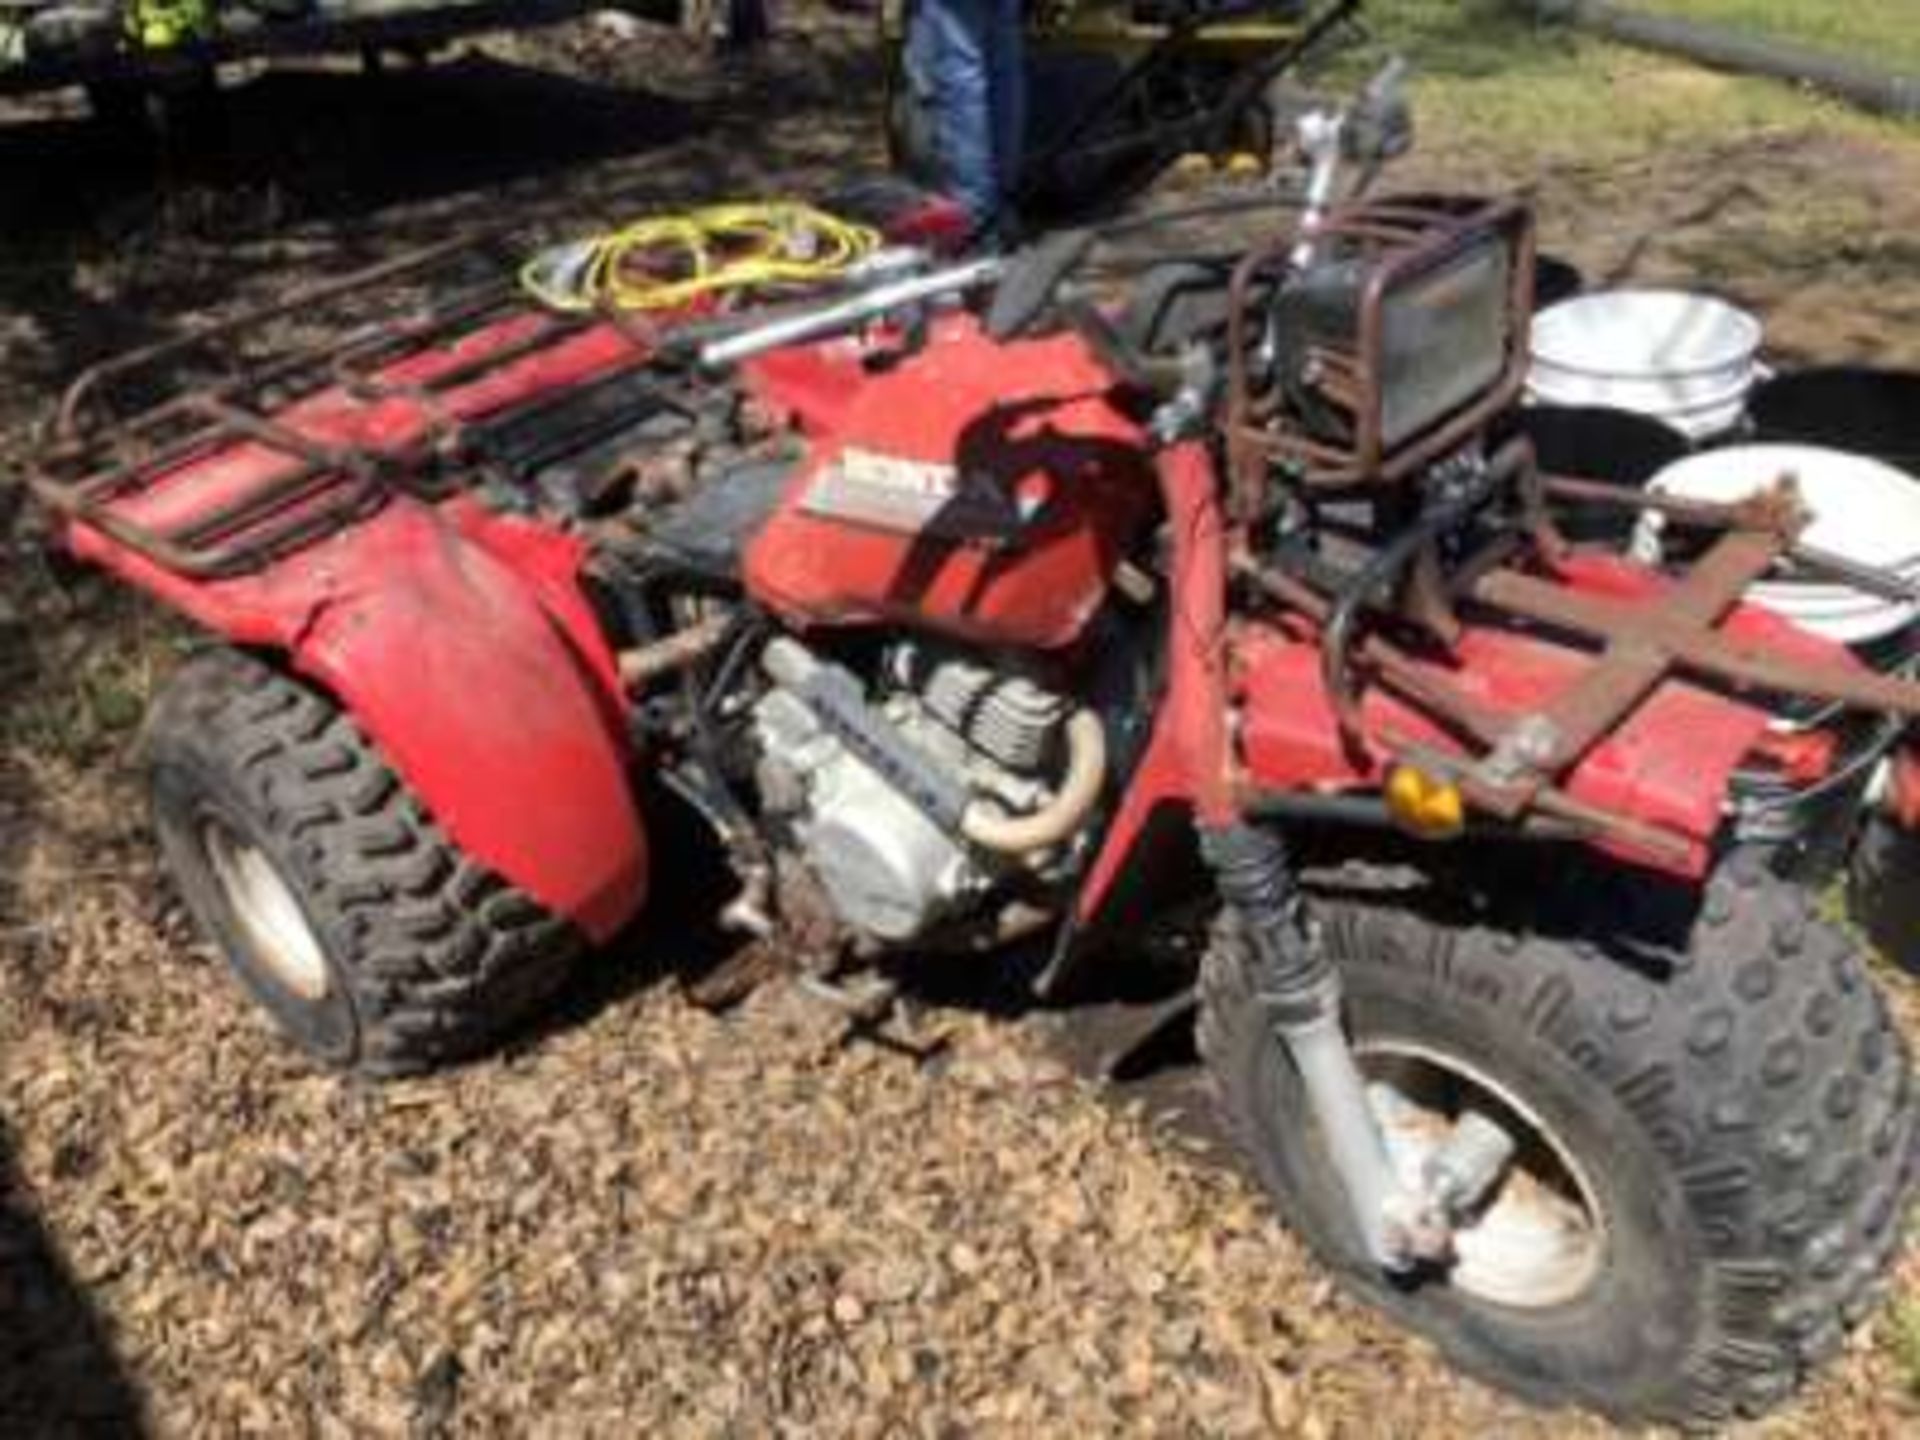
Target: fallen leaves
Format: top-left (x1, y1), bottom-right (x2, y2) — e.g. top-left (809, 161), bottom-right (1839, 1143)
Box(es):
top-left (2, 18), bottom-right (1920, 1436)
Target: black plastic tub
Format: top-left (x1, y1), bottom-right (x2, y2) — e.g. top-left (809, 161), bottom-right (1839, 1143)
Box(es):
top-left (1749, 367), bottom-right (1920, 474)
top-left (1533, 254), bottom-right (1585, 312)
top-left (1503, 404), bottom-right (1687, 544)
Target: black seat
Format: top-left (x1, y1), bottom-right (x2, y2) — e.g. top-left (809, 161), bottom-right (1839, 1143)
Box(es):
top-left (641, 457), bottom-right (795, 583)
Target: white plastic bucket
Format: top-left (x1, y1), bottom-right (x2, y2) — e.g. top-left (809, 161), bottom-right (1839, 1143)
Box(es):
top-left (1530, 290), bottom-right (1764, 442)
top-left (1640, 444), bottom-right (1920, 646)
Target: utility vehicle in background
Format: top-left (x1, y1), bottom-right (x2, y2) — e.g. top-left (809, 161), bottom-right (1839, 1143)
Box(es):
top-left (0, 0), bottom-right (675, 122)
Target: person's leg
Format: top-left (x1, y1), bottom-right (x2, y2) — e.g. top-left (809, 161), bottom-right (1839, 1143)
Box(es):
top-left (905, 0), bottom-right (999, 230)
top-left (986, 0), bottom-right (1026, 216)
top-left (722, 0), bottom-right (771, 51)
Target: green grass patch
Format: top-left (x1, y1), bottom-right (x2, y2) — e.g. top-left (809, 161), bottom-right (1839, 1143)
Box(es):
top-left (1331, 2), bottom-right (1890, 170)
top-left (1886, 1294), bottom-right (1920, 1401)
top-left (1641, 1), bottom-right (1920, 76)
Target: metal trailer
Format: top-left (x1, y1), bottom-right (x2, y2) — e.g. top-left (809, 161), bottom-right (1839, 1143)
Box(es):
top-left (0, 0), bottom-right (679, 109)
top-left (880, 0), bottom-right (1322, 219)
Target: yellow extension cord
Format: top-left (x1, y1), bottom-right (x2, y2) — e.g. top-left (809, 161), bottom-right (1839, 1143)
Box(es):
top-left (519, 202), bottom-right (882, 314)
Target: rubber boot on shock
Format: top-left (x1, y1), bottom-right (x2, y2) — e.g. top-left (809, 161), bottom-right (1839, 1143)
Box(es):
top-left (1202, 823), bottom-right (1420, 1271)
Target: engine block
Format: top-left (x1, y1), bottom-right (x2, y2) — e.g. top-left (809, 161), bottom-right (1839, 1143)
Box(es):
top-left (751, 641), bottom-right (1072, 944)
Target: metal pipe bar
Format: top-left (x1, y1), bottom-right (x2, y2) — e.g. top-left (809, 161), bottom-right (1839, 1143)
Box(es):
top-left (698, 258), bottom-right (1004, 370)
top-left (160, 462), bottom-right (341, 549)
top-left (1240, 560), bottom-right (1513, 744)
top-left (183, 485), bottom-right (391, 579)
top-left (56, 231), bottom-right (506, 437)
top-left (188, 397), bottom-right (365, 473)
top-left (1475, 563), bottom-right (1920, 719)
top-left (1467, 529), bottom-right (1784, 778)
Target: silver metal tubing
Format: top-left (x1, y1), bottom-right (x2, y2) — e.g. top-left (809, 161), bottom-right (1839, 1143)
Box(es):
top-left (699, 258), bottom-right (1005, 369)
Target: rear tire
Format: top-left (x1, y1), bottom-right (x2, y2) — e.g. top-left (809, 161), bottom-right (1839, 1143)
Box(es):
top-left (1198, 850), bottom-right (1916, 1426)
top-left (145, 648), bottom-right (581, 1076)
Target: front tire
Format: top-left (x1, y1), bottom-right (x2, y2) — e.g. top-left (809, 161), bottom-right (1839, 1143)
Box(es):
top-left (145, 648), bottom-right (581, 1076)
top-left (1198, 851), bottom-right (1916, 1426)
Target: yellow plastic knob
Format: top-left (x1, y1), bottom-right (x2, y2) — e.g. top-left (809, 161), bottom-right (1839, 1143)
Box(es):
top-left (1385, 764), bottom-right (1466, 840)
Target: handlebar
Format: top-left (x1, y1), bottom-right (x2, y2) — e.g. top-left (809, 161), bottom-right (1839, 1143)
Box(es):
top-left (1293, 52), bottom-right (1412, 265)
top-left (699, 45), bottom-right (1410, 390)
top-left (696, 256), bottom-right (1005, 369)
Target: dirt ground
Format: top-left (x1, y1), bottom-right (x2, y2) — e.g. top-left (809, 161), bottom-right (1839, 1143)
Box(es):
top-left (4, 11), bottom-right (1920, 1437)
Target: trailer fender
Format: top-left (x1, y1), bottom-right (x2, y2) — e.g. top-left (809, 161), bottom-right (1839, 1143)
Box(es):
top-left (74, 499), bottom-right (648, 942)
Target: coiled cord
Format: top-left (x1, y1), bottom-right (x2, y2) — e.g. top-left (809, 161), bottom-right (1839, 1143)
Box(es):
top-left (519, 202), bottom-right (880, 313)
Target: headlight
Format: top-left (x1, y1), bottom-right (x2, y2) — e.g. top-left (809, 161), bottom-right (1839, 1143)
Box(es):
top-left (1261, 198), bottom-right (1532, 485)
top-left (1378, 239), bottom-right (1513, 449)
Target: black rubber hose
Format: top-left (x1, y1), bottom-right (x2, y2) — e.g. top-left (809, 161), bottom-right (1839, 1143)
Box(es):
top-left (1319, 437), bottom-right (1532, 744)
top-left (1242, 791), bottom-right (1399, 829)
top-left (1199, 823), bottom-right (1332, 1025)
top-left (1319, 504), bottom-right (1448, 740)
top-left (1539, 1), bottom-right (1920, 120)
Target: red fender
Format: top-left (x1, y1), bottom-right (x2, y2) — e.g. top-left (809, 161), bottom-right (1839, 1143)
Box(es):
top-left (1075, 441), bottom-right (1231, 924)
top-left (71, 498), bottom-right (648, 942)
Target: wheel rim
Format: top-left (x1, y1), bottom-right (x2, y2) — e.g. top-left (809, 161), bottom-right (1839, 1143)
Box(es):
top-left (1359, 1040), bottom-right (1608, 1310)
top-left (199, 819), bottom-right (331, 1002)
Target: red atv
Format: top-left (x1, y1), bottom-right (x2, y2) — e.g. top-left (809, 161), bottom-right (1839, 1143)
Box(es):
top-left (26, 31), bottom-right (1920, 1430)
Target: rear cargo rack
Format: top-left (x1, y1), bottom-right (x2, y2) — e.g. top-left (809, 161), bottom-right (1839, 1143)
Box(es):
top-left (28, 232), bottom-right (658, 579)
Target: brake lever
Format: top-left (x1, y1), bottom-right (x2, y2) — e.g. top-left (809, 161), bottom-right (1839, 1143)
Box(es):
top-left (1057, 288), bottom-right (1184, 396)
top-left (984, 228), bottom-right (1099, 342)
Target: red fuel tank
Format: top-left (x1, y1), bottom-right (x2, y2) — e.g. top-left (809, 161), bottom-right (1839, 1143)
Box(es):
top-left (742, 316), bottom-right (1154, 650)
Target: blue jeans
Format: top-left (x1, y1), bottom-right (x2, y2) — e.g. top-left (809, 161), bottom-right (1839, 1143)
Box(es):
top-left (905, 0), bottom-right (1025, 234)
